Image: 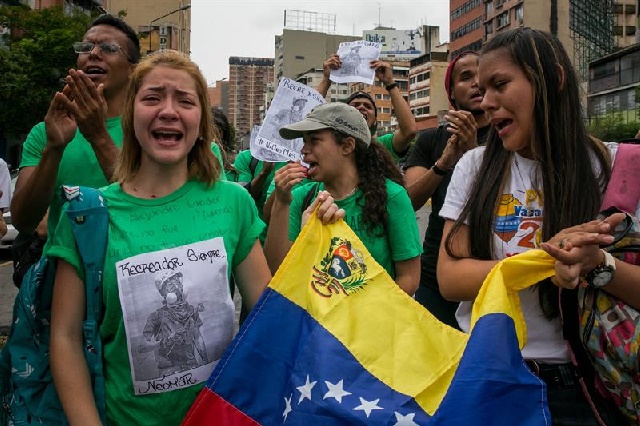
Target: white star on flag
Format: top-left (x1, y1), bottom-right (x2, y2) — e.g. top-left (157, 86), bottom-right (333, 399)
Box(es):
top-left (353, 397), bottom-right (383, 418)
top-left (394, 412), bottom-right (419, 426)
top-left (323, 379), bottom-right (352, 403)
top-left (296, 375), bottom-right (317, 404)
top-left (283, 394), bottom-right (292, 422)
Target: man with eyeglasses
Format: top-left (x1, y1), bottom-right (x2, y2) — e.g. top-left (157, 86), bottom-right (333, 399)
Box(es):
top-left (11, 14), bottom-right (139, 261)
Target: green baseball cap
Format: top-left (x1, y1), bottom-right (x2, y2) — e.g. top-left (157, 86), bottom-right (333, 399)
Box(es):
top-left (279, 102), bottom-right (372, 145)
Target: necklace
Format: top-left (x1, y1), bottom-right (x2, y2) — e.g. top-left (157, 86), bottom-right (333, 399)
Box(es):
top-left (332, 186), bottom-right (358, 201)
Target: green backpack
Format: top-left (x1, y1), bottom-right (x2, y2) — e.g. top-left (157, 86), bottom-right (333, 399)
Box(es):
top-left (0, 186), bottom-right (108, 425)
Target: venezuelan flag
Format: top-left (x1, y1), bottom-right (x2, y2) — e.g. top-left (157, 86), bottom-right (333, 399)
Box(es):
top-left (183, 214), bottom-right (556, 425)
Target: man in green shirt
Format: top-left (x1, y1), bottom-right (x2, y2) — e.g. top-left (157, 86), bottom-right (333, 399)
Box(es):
top-left (11, 14), bottom-right (139, 255)
top-left (317, 55), bottom-right (417, 163)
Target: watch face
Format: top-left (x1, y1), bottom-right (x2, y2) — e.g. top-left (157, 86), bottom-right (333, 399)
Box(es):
top-left (589, 266), bottom-right (615, 288)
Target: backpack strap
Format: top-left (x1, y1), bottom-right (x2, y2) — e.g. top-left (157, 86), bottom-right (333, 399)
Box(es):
top-left (249, 156), bottom-right (259, 177)
top-left (301, 183), bottom-right (320, 212)
top-left (61, 185), bottom-right (109, 423)
top-left (601, 143), bottom-right (640, 213)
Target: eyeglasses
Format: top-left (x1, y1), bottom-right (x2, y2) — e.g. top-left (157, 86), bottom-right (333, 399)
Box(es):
top-left (72, 41), bottom-right (133, 62)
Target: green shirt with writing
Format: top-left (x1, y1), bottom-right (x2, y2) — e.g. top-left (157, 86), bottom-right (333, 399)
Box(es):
top-left (48, 179), bottom-right (264, 426)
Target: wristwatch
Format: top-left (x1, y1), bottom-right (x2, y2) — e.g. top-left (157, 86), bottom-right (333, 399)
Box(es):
top-left (432, 161), bottom-right (450, 176)
top-left (585, 250), bottom-right (616, 288)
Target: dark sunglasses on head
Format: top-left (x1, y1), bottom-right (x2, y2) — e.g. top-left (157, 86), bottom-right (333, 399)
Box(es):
top-left (72, 41), bottom-right (133, 62)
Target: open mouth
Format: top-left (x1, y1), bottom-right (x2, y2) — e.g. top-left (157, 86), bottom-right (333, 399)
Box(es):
top-left (493, 118), bottom-right (513, 137)
top-left (85, 66), bottom-right (107, 76)
top-left (152, 130), bottom-right (183, 143)
top-left (306, 161), bottom-right (319, 177)
top-left (470, 93), bottom-right (483, 102)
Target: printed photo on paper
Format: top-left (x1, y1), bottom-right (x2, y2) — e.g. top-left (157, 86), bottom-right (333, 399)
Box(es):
top-left (255, 78), bottom-right (324, 163)
top-left (330, 40), bottom-right (381, 85)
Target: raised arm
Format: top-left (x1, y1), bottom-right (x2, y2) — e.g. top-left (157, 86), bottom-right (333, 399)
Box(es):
top-left (316, 54), bottom-right (340, 98)
top-left (11, 88), bottom-right (76, 233)
top-left (66, 70), bottom-right (120, 181)
top-left (371, 60), bottom-right (416, 155)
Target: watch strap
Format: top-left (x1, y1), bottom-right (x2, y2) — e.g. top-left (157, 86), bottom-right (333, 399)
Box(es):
top-left (432, 162), bottom-right (449, 176)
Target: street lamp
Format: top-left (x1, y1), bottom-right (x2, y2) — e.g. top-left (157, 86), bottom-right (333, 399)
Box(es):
top-left (148, 3), bottom-right (191, 53)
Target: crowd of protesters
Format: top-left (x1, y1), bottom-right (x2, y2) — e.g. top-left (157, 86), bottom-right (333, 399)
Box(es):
top-left (3, 12), bottom-right (639, 426)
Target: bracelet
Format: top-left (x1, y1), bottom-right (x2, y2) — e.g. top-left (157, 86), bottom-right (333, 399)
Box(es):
top-left (385, 82), bottom-right (398, 91)
top-left (432, 162), bottom-right (449, 176)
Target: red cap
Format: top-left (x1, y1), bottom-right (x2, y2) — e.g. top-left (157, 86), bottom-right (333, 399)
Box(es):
top-left (445, 51), bottom-right (479, 109)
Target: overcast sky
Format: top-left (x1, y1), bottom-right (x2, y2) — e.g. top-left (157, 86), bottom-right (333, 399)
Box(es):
top-left (190, 0), bottom-right (450, 85)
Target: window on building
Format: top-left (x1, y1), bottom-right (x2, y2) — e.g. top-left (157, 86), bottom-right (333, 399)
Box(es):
top-left (485, 1), bottom-right (493, 15)
top-left (485, 21), bottom-right (493, 36)
top-left (497, 11), bottom-right (510, 28)
top-left (626, 26), bottom-right (636, 36)
top-left (515, 4), bottom-right (524, 24)
top-left (295, 55), bottom-right (305, 60)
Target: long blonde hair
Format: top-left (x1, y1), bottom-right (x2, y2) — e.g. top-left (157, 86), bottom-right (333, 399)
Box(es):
top-left (114, 49), bottom-right (220, 184)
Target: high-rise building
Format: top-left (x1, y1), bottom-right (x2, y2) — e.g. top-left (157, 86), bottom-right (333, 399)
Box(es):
top-left (614, 0), bottom-right (638, 47)
top-left (452, 0), bottom-right (617, 81)
top-left (409, 51), bottom-right (450, 131)
top-left (449, 0), bottom-right (484, 60)
top-left (228, 57), bottom-right (275, 142)
top-left (103, 0), bottom-right (191, 55)
top-left (208, 80), bottom-right (229, 112)
top-left (351, 60), bottom-right (412, 136)
top-left (274, 29), bottom-right (360, 82)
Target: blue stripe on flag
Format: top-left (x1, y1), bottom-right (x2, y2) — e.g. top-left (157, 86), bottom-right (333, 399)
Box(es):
top-left (433, 313), bottom-right (550, 425)
top-left (206, 288), bottom-right (431, 425)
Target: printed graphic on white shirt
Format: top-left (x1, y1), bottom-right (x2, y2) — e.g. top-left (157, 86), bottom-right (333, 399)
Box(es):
top-left (494, 189), bottom-right (544, 259)
top-left (116, 238), bottom-right (234, 395)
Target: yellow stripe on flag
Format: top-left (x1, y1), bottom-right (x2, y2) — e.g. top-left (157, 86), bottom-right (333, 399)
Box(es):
top-left (270, 213), bottom-right (558, 415)
top-left (470, 250), bottom-right (556, 349)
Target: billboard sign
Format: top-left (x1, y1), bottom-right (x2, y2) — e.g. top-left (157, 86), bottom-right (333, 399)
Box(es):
top-left (363, 28), bottom-right (423, 59)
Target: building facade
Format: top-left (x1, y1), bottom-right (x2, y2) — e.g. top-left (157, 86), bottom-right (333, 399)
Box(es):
top-left (588, 43), bottom-right (640, 123)
top-left (228, 57), bottom-right (275, 142)
top-left (449, 0), bottom-right (483, 59)
top-left (274, 29), bottom-right (360, 82)
top-left (351, 60), bottom-right (411, 136)
top-left (294, 68), bottom-right (352, 103)
top-left (614, 0), bottom-right (638, 48)
top-left (208, 80), bottom-right (229, 112)
top-left (409, 51), bottom-right (450, 131)
top-left (103, 0), bottom-right (191, 55)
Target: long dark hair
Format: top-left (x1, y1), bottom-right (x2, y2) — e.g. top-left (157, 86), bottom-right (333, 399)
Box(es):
top-left (334, 130), bottom-right (403, 236)
top-left (445, 28), bottom-right (610, 318)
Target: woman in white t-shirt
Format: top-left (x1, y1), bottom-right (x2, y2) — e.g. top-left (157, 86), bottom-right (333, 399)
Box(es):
top-left (437, 28), bottom-right (633, 425)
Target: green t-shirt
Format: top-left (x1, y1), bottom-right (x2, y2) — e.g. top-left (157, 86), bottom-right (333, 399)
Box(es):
top-left (20, 117), bottom-right (124, 254)
top-left (288, 179), bottom-right (422, 277)
top-left (233, 150), bottom-right (286, 214)
top-left (377, 132), bottom-right (412, 163)
top-left (210, 142), bottom-right (226, 181)
top-left (48, 180), bottom-right (264, 426)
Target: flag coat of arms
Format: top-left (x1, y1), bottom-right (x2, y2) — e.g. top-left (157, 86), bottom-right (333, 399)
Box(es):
top-left (183, 214), bottom-right (557, 425)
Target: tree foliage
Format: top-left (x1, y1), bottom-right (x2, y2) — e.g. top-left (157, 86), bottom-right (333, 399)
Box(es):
top-left (0, 6), bottom-right (94, 135)
top-left (588, 112), bottom-right (639, 142)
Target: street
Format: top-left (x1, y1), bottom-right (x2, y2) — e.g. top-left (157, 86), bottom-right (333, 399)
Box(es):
top-left (0, 204), bottom-right (431, 336)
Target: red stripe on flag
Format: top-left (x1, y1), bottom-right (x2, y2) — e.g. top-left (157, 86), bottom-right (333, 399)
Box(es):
top-left (181, 388), bottom-right (260, 426)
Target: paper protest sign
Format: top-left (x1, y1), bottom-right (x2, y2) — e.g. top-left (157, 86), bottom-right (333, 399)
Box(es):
top-left (254, 78), bottom-right (324, 162)
top-left (330, 40), bottom-right (382, 85)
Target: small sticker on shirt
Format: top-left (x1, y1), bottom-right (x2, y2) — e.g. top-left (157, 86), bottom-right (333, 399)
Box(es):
top-left (116, 238), bottom-right (234, 395)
